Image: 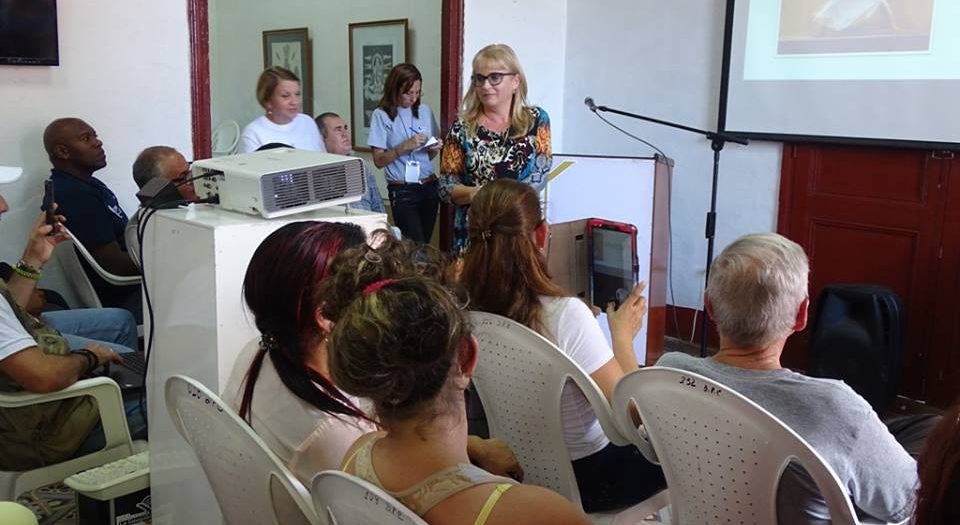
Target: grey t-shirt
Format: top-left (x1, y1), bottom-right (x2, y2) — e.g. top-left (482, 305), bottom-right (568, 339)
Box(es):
top-left (655, 352), bottom-right (916, 524)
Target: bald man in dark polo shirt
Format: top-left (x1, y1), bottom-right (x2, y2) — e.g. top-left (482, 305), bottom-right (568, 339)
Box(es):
top-left (43, 118), bottom-right (141, 321)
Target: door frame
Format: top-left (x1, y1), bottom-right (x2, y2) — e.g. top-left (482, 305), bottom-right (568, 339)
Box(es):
top-left (187, 0), bottom-right (464, 158)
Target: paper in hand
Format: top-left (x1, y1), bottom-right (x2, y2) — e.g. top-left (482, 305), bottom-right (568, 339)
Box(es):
top-left (416, 136), bottom-right (439, 151)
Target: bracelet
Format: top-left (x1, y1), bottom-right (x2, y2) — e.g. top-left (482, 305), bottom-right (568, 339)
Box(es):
top-left (71, 348), bottom-right (100, 375)
top-left (13, 260), bottom-right (41, 280)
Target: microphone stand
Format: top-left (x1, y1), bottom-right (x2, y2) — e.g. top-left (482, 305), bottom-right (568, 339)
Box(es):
top-left (593, 103), bottom-right (748, 357)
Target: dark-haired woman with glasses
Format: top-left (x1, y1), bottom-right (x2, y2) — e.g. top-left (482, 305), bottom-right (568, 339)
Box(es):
top-left (439, 43), bottom-right (552, 253)
top-left (369, 63), bottom-right (443, 244)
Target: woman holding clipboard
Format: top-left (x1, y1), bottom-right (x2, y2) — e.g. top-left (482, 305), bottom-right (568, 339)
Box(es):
top-left (368, 63), bottom-right (443, 243)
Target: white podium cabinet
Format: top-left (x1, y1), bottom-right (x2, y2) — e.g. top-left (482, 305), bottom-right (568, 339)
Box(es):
top-left (142, 205), bottom-right (388, 525)
top-left (544, 154), bottom-right (671, 365)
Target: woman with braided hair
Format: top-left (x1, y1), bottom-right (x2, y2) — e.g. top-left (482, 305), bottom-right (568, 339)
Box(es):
top-left (459, 178), bottom-right (665, 512)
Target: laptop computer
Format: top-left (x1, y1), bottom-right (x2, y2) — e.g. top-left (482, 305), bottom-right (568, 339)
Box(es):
top-left (97, 351), bottom-right (146, 391)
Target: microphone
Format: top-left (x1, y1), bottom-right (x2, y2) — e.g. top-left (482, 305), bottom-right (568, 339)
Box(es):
top-left (584, 97), bottom-right (597, 112)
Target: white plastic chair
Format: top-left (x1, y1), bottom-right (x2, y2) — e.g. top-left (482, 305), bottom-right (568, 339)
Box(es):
top-left (0, 377), bottom-right (135, 500)
top-left (64, 227), bottom-right (141, 288)
top-left (52, 238), bottom-right (103, 309)
top-left (0, 502), bottom-right (38, 525)
top-left (164, 375), bottom-right (323, 525)
top-left (52, 228), bottom-right (141, 310)
top-left (612, 367), bottom-right (903, 525)
top-left (469, 311), bottom-right (668, 523)
top-left (212, 120), bottom-right (241, 157)
top-left (311, 470), bottom-right (427, 525)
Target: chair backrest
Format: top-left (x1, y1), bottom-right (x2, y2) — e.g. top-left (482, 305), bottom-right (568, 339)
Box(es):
top-left (0, 376), bottom-right (135, 500)
top-left (164, 375), bottom-right (323, 525)
top-left (311, 470), bottom-right (428, 525)
top-left (468, 311), bottom-right (627, 507)
top-left (52, 238), bottom-right (103, 309)
top-left (612, 367), bottom-right (861, 525)
top-left (63, 227), bottom-right (141, 287)
top-left (212, 120), bottom-right (241, 156)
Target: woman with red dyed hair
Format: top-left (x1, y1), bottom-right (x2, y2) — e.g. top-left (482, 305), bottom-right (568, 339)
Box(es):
top-left (222, 223), bottom-right (520, 485)
top-left (223, 221), bottom-right (372, 483)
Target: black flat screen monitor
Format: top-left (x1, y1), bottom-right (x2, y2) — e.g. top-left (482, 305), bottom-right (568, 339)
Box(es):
top-left (0, 0), bottom-right (59, 66)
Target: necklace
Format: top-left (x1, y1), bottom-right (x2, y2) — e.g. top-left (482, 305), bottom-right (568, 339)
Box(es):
top-left (480, 110), bottom-right (510, 133)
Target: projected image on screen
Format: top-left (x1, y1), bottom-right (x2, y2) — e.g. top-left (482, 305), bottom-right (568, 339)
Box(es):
top-left (726, 0), bottom-right (959, 144)
top-left (778, 0), bottom-right (935, 55)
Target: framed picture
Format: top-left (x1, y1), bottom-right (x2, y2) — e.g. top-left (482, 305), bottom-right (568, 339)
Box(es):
top-left (262, 27), bottom-right (313, 116)
top-left (348, 19), bottom-right (408, 151)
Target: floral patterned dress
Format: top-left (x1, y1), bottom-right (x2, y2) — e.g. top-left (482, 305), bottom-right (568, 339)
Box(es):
top-left (439, 106), bottom-right (552, 252)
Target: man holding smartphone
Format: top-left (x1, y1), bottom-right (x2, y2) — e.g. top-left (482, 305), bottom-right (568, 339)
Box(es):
top-left (0, 168), bottom-right (146, 470)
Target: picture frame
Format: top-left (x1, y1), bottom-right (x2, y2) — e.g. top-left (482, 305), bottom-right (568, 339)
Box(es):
top-left (348, 19), bottom-right (409, 151)
top-left (262, 27), bottom-right (313, 116)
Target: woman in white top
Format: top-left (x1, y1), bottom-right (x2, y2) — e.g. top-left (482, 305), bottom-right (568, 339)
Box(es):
top-left (223, 221), bottom-right (373, 484)
top-left (321, 238), bottom-right (588, 525)
top-left (223, 223), bottom-right (521, 486)
top-left (459, 178), bottom-right (665, 512)
top-left (238, 66), bottom-right (325, 153)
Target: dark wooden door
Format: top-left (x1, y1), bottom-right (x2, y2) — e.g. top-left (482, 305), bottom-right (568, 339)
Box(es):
top-left (929, 153), bottom-right (960, 405)
top-left (778, 144), bottom-right (950, 401)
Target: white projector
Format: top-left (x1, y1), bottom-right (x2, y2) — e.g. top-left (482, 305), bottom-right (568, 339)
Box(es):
top-left (191, 148), bottom-right (366, 218)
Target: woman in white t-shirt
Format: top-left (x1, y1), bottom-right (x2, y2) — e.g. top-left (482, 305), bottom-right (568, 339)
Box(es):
top-left (238, 66), bottom-right (326, 153)
top-left (459, 178), bottom-right (665, 512)
top-left (223, 223), bottom-right (522, 486)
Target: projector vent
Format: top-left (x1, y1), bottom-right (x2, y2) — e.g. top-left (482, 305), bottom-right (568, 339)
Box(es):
top-left (311, 161), bottom-right (365, 202)
top-left (266, 171), bottom-right (311, 209)
top-left (261, 158), bottom-right (365, 212)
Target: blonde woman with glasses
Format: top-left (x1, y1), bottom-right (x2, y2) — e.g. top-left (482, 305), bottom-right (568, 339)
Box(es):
top-left (439, 44), bottom-right (552, 253)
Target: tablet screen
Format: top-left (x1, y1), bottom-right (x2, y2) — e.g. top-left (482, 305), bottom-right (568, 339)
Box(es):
top-left (590, 225), bottom-right (636, 309)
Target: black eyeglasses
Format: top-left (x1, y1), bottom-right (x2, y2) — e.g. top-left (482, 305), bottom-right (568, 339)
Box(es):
top-left (173, 162), bottom-right (193, 184)
top-left (471, 72), bottom-right (516, 87)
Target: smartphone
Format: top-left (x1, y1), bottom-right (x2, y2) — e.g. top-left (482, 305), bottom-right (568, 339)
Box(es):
top-left (586, 219), bottom-right (639, 310)
top-left (42, 180), bottom-right (56, 232)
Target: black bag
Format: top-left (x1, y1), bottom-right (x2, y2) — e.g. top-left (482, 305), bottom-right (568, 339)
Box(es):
top-left (807, 284), bottom-right (904, 413)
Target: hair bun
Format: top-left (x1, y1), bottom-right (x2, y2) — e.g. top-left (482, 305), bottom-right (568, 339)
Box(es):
top-left (319, 232), bottom-right (468, 420)
top-left (327, 277), bottom-right (467, 420)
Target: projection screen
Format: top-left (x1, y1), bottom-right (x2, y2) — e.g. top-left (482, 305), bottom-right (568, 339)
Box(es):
top-left (721, 0), bottom-right (960, 146)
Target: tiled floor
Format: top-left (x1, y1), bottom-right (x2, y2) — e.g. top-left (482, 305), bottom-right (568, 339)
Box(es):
top-left (18, 483), bottom-right (76, 525)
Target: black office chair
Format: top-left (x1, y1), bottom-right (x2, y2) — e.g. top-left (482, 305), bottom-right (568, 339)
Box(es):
top-left (807, 284), bottom-right (904, 413)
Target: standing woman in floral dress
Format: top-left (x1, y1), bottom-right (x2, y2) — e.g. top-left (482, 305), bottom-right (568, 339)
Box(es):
top-left (440, 43), bottom-right (552, 253)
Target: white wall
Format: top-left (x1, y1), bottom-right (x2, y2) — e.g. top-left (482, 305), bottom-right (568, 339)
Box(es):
top-left (462, 0), bottom-right (568, 148)
top-left (561, 0), bottom-right (783, 310)
top-left (464, 0), bottom-right (782, 312)
top-left (209, 0), bottom-right (443, 187)
top-left (0, 1), bottom-right (193, 305)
